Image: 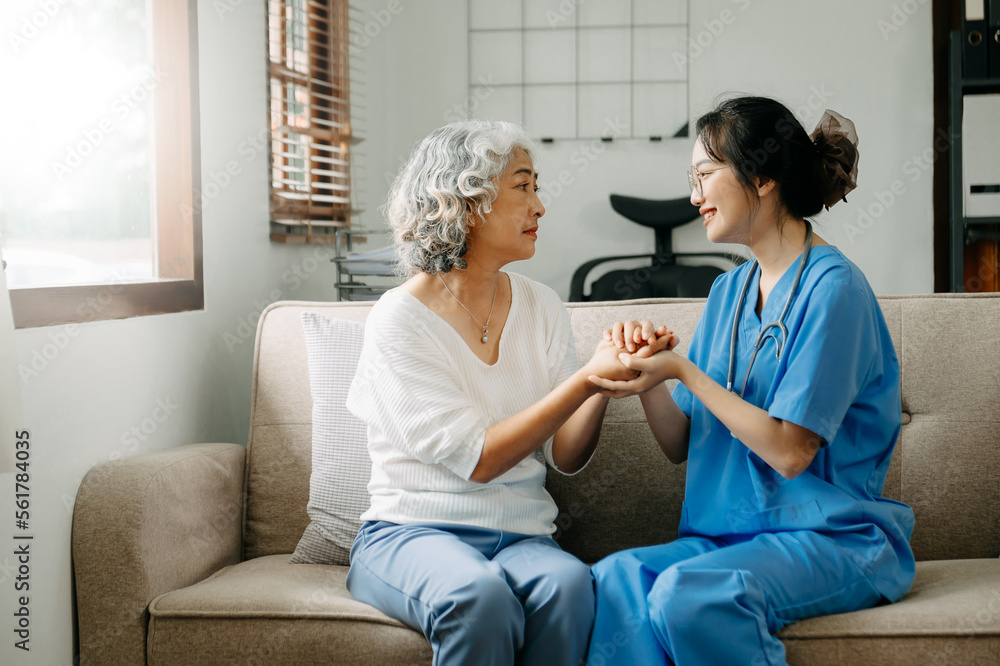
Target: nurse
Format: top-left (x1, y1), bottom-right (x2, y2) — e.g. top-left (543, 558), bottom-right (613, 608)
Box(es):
top-left (585, 96), bottom-right (916, 665)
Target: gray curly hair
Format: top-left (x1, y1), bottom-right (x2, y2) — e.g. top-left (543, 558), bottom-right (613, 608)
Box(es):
top-left (385, 120), bottom-right (537, 276)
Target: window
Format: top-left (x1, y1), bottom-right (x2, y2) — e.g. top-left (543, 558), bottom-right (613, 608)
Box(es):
top-left (268, 0), bottom-right (352, 243)
top-left (1, 0), bottom-right (201, 329)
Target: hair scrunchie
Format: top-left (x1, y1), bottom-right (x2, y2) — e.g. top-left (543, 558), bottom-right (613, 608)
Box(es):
top-left (810, 109), bottom-right (860, 211)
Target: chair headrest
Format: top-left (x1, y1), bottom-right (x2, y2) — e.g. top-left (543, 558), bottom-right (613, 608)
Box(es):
top-left (609, 195), bottom-right (699, 230)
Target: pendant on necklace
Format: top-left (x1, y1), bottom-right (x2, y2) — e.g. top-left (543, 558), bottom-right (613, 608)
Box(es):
top-left (482, 329), bottom-right (489, 344)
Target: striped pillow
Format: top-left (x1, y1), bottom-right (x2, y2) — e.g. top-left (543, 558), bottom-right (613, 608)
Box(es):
top-left (290, 313), bottom-right (371, 566)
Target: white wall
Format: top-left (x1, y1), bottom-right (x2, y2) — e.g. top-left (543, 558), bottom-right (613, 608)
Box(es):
top-left (684, 0), bottom-right (934, 294)
top-left (361, 0), bottom-right (935, 297)
top-left (0, 2), bottom-right (339, 663)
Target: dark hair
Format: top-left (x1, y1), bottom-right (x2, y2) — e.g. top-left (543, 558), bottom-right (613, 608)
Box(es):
top-left (695, 96), bottom-right (850, 219)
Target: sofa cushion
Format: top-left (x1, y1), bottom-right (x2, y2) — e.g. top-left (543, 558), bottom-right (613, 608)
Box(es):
top-left (147, 555), bottom-right (431, 666)
top-left (147, 556), bottom-right (1000, 666)
top-left (896, 297), bottom-right (1000, 561)
top-left (780, 558), bottom-right (1000, 664)
top-left (289, 313), bottom-right (371, 566)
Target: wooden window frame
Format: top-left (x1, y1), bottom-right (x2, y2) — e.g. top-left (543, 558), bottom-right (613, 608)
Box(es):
top-left (9, 0), bottom-right (202, 329)
top-left (268, 0), bottom-right (352, 244)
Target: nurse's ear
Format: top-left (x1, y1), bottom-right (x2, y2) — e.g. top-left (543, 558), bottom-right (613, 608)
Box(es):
top-left (754, 176), bottom-right (777, 198)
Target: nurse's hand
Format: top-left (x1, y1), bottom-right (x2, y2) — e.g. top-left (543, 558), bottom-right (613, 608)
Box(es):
top-left (606, 320), bottom-right (678, 354)
top-left (588, 349), bottom-right (687, 396)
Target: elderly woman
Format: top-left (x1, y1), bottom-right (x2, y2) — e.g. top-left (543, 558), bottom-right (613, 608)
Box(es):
top-left (344, 120), bottom-right (631, 666)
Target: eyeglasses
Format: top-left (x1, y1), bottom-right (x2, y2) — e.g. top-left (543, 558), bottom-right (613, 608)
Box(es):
top-left (687, 165), bottom-right (729, 198)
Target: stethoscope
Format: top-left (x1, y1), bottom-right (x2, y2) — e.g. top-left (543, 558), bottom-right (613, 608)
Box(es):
top-left (726, 221), bottom-right (813, 398)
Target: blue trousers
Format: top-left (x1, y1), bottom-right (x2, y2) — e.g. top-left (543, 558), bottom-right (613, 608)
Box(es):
top-left (346, 521), bottom-right (595, 666)
top-left (588, 531), bottom-right (883, 666)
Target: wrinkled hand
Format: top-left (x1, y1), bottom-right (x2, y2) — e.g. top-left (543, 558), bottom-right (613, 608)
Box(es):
top-left (583, 341), bottom-right (640, 386)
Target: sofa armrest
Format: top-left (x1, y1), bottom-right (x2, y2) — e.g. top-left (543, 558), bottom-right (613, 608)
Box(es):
top-left (72, 442), bottom-right (245, 666)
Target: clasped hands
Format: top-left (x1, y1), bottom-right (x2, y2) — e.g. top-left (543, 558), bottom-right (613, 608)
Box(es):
top-left (582, 320), bottom-right (683, 398)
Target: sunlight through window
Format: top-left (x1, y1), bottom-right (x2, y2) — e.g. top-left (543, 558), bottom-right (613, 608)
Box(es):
top-left (0, 0), bottom-right (155, 288)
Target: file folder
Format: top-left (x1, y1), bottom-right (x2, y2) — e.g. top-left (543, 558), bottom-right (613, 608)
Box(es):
top-left (963, 94), bottom-right (1000, 218)
top-left (989, 0), bottom-right (1000, 76)
top-left (964, 0), bottom-right (989, 79)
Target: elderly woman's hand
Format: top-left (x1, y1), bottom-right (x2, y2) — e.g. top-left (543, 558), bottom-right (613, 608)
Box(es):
top-left (583, 342), bottom-right (641, 386)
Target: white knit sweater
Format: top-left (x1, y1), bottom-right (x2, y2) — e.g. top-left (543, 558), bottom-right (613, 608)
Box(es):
top-left (346, 272), bottom-right (581, 535)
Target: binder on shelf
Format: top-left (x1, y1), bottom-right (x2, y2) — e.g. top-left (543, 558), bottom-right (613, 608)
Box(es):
top-left (989, 0), bottom-right (1000, 77)
top-left (962, 94), bottom-right (1000, 218)
top-left (963, 0), bottom-right (989, 79)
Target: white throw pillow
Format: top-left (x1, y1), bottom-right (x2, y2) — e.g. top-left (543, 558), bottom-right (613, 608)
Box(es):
top-left (290, 313), bottom-right (371, 566)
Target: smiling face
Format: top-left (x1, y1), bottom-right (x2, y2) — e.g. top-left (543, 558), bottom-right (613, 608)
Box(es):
top-left (465, 148), bottom-right (544, 267)
top-left (689, 138), bottom-right (757, 245)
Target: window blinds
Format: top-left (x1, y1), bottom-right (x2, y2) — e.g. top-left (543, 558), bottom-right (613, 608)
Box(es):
top-left (268, 0), bottom-right (351, 243)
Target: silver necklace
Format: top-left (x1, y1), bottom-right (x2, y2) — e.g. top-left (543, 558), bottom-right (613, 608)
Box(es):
top-left (438, 274), bottom-right (497, 344)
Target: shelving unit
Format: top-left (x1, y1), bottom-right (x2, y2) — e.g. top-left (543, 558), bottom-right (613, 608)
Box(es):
top-left (330, 228), bottom-right (398, 301)
top-left (948, 30), bottom-right (1000, 292)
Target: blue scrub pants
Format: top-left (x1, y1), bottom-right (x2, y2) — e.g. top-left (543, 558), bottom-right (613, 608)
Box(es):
top-left (588, 530), bottom-right (883, 666)
top-left (346, 520), bottom-right (595, 666)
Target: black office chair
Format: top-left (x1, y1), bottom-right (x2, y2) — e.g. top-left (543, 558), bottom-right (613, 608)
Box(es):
top-left (568, 195), bottom-right (744, 302)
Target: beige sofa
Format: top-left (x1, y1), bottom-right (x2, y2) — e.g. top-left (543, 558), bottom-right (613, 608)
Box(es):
top-left (73, 294), bottom-right (1000, 665)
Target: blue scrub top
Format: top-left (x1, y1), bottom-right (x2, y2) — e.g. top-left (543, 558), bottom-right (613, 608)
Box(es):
top-left (672, 244), bottom-right (915, 600)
